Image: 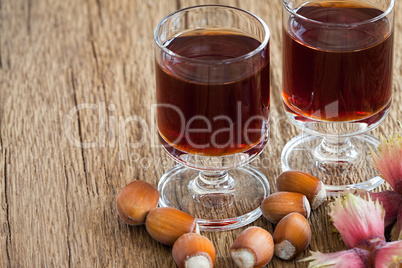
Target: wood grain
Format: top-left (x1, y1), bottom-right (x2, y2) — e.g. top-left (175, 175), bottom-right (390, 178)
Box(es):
top-left (1, 0), bottom-right (401, 267)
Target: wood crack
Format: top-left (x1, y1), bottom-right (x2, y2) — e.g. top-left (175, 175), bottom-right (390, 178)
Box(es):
top-left (70, 69), bottom-right (90, 195)
top-left (176, 0), bottom-right (180, 10)
top-left (87, 9), bottom-right (103, 198)
top-left (103, 163), bottom-right (108, 185)
top-left (26, 0), bottom-right (32, 34)
top-left (5, 43), bottom-right (10, 69)
top-left (122, 62), bottom-right (126, 84)
top-left (86, 0), bottom-right (94, 37)
top-left (90, 40), bottom-right (106, 101)
top-left (103, 163), bottom-right (111, 198)
top-left (90, 41), bottom-right (98, 74)
top-left (63, 155), bottom-right (71, 268)
top-left (89, 19), bottom-right (107, 104)
top-left (0, 117), bottom-right (3, 150)
top-left (90, 41), bottom-right (107, 146)
top-left (95, 0), bottom-right (102, 23)
top-left (4, 149), bottom-right (11, 267)
top-left (6, 54), bottom-right (10, 69)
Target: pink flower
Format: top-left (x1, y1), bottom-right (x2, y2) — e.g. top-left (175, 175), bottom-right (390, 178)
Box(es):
top-left (301, 248), bottom-right (370, 268)
top-left (371, 132), bottom-right (402, 195)
top-left (372, 241), bottom-right (402, 268)
top-left (391, 206), bottom-right (402, 241)
top-left (329, 193), bottom-right (385, 249)
top-left (357, 190), bottom-right (402, 228)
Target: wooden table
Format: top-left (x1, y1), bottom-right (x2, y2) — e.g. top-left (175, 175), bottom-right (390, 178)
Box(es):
top-left (1, 0), bottom-right (401, 267)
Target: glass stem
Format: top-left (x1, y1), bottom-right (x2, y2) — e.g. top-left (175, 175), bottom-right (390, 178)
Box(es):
top-left (189, 171), bottom-right (235, 195)
top-left (314, 136), bottom-right (358, 163)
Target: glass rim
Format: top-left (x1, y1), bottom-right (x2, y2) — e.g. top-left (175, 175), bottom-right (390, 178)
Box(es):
top-left (282, 0), bottom-right (395, 27)
top-left (154, 5), bottom-right (270, 65)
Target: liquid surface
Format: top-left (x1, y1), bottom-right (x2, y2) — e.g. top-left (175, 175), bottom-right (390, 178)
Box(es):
top-left (283, 0), bottom-right (393, 122)
top-left (156, 30), bottom-right (270, 156)
top-left (165, 30), bottom-right (261, 61)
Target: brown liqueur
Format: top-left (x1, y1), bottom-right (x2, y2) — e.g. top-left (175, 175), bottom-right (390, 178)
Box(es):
top-left (156, 30), bottom-right (270, 156)
top-left (283, 0), bottom-right (393, 122)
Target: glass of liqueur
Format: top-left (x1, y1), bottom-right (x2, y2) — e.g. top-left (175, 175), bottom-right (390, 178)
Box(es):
top-left (281, 0), bottom-right (394, 194)
top-left (154, 5), bottom-right (270, 231)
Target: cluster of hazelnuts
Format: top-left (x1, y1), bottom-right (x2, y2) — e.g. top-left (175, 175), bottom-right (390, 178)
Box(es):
top-left (116, 171), bottom-right (326, 267)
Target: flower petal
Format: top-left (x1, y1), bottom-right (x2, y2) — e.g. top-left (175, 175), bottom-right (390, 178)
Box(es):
top-left (372, 241), bottom-right (402, 268)
top-left (329, 193), bottom-right (385, 249)
top-left (371, 132), bottom-right (402, 195)
top-left (301, 248), bottom-right (370, 268)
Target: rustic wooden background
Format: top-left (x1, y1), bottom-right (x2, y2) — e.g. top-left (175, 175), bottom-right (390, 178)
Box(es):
top-left (1, 0), bottom-right (401, 267)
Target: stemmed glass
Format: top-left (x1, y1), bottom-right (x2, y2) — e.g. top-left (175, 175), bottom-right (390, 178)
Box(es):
top-left (281, 0), bottom-right (394, 194)
top-left (154, 5), bottom-right (270, 231)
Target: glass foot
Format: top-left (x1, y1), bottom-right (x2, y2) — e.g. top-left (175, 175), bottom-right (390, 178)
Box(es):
top-left (281, 133), bottom-right (384, 196)
top-left (158, 165), bottom-right (270, 231)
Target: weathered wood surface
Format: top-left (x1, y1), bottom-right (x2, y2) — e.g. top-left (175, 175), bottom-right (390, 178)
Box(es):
top-left (1, 0), bottom-right (401, 267)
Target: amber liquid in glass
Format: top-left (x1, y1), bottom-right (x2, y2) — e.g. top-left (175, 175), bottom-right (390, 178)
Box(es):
top-left (283, 0), bottom-right (393, 122)
top-left (156, 30), bottom-right (270, 156)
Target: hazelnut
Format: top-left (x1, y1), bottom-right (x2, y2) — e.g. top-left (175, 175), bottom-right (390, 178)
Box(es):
top-left (276, 171), bottom-right (326, 209)
top-left (230, 226), bottom-right (274, 268)
top-left (261, 192), bottom-right (310, 224)
top-left (273, 212), bottom-right (311, 260)
top-left (116, 180), bottom-right (159, 226)
top-left (172, 233), bottom-right (216, 268)
top-left (145, 207), bottom-right (199, 246)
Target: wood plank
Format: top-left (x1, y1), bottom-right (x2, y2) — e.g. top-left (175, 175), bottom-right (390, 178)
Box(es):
top-left (0, 0), bottom-right (75, 265)
top-left (61, 0), bottom-right (177, 266)
top-left (0, 126), bottom-right (8, 267)
top-left (0, 0), bottom-right (401, 267)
